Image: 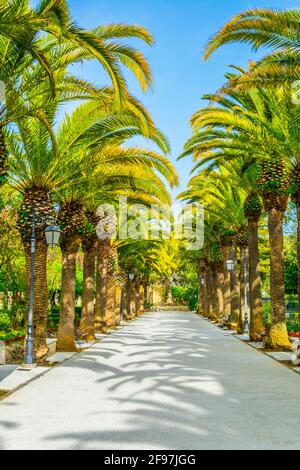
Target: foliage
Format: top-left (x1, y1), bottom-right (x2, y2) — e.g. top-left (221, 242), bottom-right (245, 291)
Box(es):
top-left (172, 286), bottom-right (198, 311)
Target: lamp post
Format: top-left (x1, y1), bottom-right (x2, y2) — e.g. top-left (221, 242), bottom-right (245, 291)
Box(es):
top-left (243, 254), bottom-right (249, 333)
top-left (226, 256), bottom-right (249, 334)
top-left (22, 208), bottom-right (61, 369)
top-left (225, 258), bottom-right (235, 323)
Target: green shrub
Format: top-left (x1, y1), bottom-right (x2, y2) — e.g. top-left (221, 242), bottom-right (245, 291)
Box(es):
top-left (172, 286), bottom-right (198, 311)
top-left (286, 319), bottom-right (300, 334)
top-left (0, 330), bottom-right (25, 341)
top-left (263, 302), bottom-right (272, 327)
top-left (0, 310), bottom-right (11, 331)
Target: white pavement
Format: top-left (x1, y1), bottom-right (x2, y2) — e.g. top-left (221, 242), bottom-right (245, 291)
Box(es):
top-left (1, 311), bottom-right (300, 450)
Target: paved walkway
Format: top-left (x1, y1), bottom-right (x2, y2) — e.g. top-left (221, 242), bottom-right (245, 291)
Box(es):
top-left (1, 312), bottom-right (300, 450)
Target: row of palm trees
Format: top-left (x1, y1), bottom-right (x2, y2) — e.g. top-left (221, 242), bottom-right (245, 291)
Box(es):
top-left (0, 1), bottom-right (177, 360)
top-left (179, 7), bottom-right (300, 350)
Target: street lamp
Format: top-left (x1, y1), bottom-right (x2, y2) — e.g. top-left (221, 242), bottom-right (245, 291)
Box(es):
top-left (201, 278), bottom-right (205, 285)
top-left (226, 258), bottom-right (235, 272)
top-left (129, 269), bottom-right (135, 281)
top-left (22, 208), bottom-right (61, 369)
top-left (45, 224), bottom-right (62, 247)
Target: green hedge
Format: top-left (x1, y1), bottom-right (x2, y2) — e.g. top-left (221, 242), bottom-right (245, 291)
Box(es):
top-left (172, 286), bottom-right (198, 311)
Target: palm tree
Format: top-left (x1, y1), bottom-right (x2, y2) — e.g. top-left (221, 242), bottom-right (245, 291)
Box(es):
top-left (179, 167), bottom-right (248, 329)
top-left (0, 0), bottom-right (155, 186)
top-left (181, 78), bottom-right (294, 348)
top-left (79, 209), bottom-right (99, 342)
top-left (8, 83), bottom-right (171, 357)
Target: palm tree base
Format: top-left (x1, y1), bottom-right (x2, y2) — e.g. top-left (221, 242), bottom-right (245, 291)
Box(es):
top-left (265, 322), bottom-right (291, 351)
top-left (56, 337), bottom-right (78, 353)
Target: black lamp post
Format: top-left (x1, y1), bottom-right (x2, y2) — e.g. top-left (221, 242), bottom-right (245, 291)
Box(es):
top-left (22, 208), bottom-right (61, 369)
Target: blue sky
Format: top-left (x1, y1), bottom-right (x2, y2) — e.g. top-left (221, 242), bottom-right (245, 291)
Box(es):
top-left (66, 0), bottom-right (298, 196)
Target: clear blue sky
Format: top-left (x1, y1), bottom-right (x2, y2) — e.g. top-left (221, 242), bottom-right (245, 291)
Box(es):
top-left (67, 0), bottom-right (297, 195)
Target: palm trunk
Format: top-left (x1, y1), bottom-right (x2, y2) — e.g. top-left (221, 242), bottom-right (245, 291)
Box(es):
top-left (121, 286), bottom-right (128, 321)
top-left (143, 281), bottom-right (148, 309)
top-left (114, 285), bottom-right (121, 325)
top-left (79, 238), bottom-right (96, 342)
top-left (247, 216), bottom-right (265, 340)
top-left (222, 245), bottom-right (231, 319)
top-left (203, 266), bottom-right (209, 317)
top-left (230, 247), bottom-right (240, 330)
top-left (205, 264), bottom-right (211, 318)
top-left (215, 262), bottom-right (224, 320)
top-left (105, 270), bottom-right (117, 329)
top-left (125, 278), bottom-right (132, 319)
top-left (57, 234), bottom-right (80, 352)
top-left (266, 207), bottom-right (291, 349)
top-left (135, 278), bottom-right (143, 316)
top-left (24, 238), bottom-right (48, 361)
top-left (104, 243), bottom-right (118, 329)
top-left (197, 270), bottom-right (205, 315)
top-left (94, 240), bottom-right (109, 333)
top-left (210, 263), bottom-right (218, 320)
top-left (126, 278), bottom-right (136, 319)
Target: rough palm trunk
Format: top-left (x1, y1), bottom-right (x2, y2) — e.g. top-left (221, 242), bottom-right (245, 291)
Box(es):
top-left (197, 271), bottom-right (204, 315)
top-left (143, 281), bottom-right (148, 309)
top-left (215, 262), bottom-right (224, 320)
top-left (79, 238), bottom-right (97, 342)
top-left (247, 217), bottom-right (265, 339)
top-left (94, 239), bottom-right (109, 333)
top-left (114, 285), bottom-right (121, 325)
top-left (126, 279), bottom-right (136, 319)
top-left (57, 233), bottom-right (81, 352)
top-left (135, 279), bottom-right (144, 316)
top-left (104, 243), bottom-right (118, 329)
top-left (209, 263), bottom-right (218, 320)
top-left (230, 247), bottom-right (240, 330)
top-left (244, 194), bottom-right (265, 340)
top-left (105, 272), bottom-right (117, 329)
top-left (266, 207), bottom-right (291, 349)
top-left (121, 286), bottom-right (128, 321)
top-left (222, 245), bottom-right (231, 319)
top-left (24, 238), bottom-right (48, 361)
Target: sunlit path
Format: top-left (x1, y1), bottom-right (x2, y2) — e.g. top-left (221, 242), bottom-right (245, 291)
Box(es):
top-left (1, 311), bottom-right (300, 450)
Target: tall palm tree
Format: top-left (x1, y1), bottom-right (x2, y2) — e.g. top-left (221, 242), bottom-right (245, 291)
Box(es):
top-left (0, 0), bottom-right (155, 186)
top-left (79, 209), bottom-right (98, 342)
top-left (179, 167), bottom-right (248, 329)
top-left (181, 78), bottom-right (294, 348)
